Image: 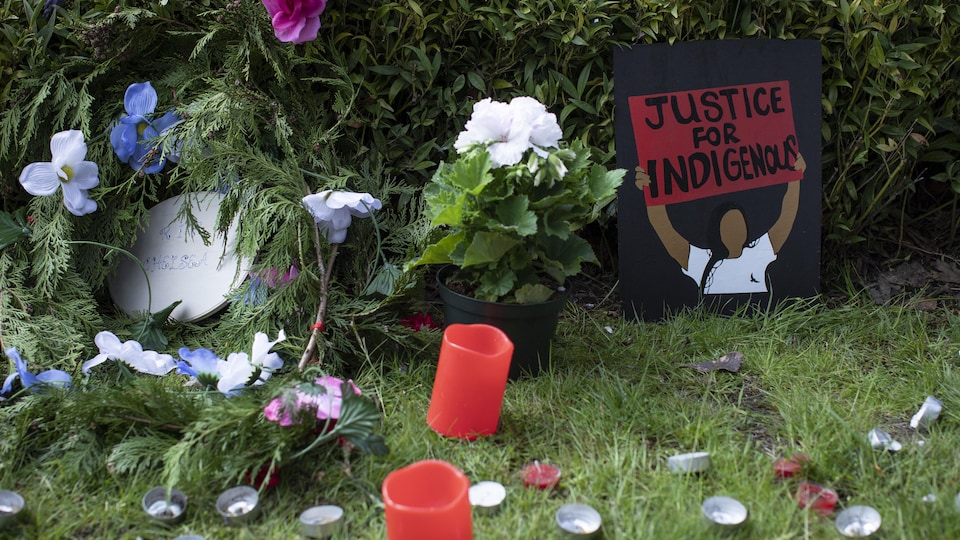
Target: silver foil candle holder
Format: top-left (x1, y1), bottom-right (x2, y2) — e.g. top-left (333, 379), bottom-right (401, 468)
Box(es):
top-left (910, 396), bottom-right (942, 429)
top-left (469, 481), bottom-right (506, 516)
top-left (702, 496), bottom-right (748, 528)
top-left (0, 490), bottom-right (25, 528)
top-left (300, 505), bottom-right (344, 539)
top-left (555, 503), bottom-right (602, 538)
top-left (142, 487), bottom-right (187, 525)
top-left (216, 485), bottom-right (261, 526)
top-left (867, 428), bottom-right (902, 452)
top-left (667, 451), bottom-right (710, 474)
top-left (835, 505), bottom-right (881, 537)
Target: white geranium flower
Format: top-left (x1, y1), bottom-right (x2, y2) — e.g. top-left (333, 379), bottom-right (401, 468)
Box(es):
top-left (509, 96), bottom-right (562, 157)
top-left (453, 97), bottom-right (562, 168)
top-left (82, 331), bottom-right (176, 376)
top-left (19, 130), bottom-right (99, 216)
top-left (302, 191), bottom-right (383, 244)
top-left (454, 98), bottom-right (533, 167)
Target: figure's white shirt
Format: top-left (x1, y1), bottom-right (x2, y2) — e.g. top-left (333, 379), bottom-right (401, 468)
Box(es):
top-left (683, 233), bottom-right (776, 294)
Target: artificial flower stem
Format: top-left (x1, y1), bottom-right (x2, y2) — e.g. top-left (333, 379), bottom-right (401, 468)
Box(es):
top-left (288, 427), bottom-right (339, 461)
top-left (298, 243), bottom-right (338, 371)
top-left (68, 240), bottom-right (153, 322)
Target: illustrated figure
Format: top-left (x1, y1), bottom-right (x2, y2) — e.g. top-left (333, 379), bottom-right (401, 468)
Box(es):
top-left (634, 155), bottom-right (805, 295)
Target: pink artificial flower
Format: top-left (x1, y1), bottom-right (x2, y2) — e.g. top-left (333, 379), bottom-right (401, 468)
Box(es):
top-left (261, 0), bottom-right (327, 44)
top-left (264, 375), bottom-right (361, 427)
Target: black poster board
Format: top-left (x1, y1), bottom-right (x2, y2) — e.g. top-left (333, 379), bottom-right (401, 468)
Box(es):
top-left (614, 40), bottom-right (821, 321)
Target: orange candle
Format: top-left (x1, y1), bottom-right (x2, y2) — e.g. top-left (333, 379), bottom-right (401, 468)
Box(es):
top-left (382, 460), bottom-right (472, 540)
top-left (427, 324), bottom-right (513, 440)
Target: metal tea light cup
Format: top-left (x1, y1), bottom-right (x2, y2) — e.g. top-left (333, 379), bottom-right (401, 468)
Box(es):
top-left (835, 505), bottom-right (881, 537)
top-left (702, 496), bottom-right (748, 529)
top-left (555, 503), bottom-right (602, 538)
top-left (667, 451), bottom-right (710, 474)
top-left (216, 485), bottom-right (261, 526)
top-left (0, 490), bottom-right (25, 528)
top-left (142, 486), bottom-right (187, 525)
top-left (469, 481), bottom-right (506, 516)
top-left (300, 505), bottom-right (344, 539)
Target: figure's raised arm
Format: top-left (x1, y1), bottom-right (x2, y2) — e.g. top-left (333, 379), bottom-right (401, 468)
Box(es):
top-left (767, 154), bottom-right (805, 253)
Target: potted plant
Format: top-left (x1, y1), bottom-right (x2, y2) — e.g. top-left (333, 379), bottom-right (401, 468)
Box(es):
top-left (407, 96), bottom-right (625, 377)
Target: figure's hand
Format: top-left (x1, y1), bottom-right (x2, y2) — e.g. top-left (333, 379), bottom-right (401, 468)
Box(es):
top-left (793, 153), bottom-right (807, 173)
top-left (635, 166), bottom-right (651, 190)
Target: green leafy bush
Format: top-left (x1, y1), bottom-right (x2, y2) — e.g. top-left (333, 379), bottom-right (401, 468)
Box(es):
top-left (0, 0), bottom-right (958, 367)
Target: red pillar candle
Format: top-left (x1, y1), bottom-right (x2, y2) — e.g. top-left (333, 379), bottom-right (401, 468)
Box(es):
top-left (382, 460), bottom-right (473, 540)
top-left (427, 324), bottom-right (513, 440)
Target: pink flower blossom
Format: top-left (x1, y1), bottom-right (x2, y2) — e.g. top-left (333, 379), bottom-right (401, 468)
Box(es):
top-left (261, 0), bottom-right (327, 44)
top-left (264, 375), bottom-right (361, 427)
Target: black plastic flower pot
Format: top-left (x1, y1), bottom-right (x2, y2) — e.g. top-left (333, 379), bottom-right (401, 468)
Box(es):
top-left (437, 267), bottom-right (567, 380)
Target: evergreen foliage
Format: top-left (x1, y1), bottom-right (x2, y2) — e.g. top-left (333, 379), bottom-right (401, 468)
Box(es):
top-left (0, 0), bottom-right (957, 517)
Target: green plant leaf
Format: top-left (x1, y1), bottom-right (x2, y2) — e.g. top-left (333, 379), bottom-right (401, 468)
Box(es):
top-left (0, 209), bottom-right (31, 251)
top-left (494, 196), bottom-right (537, 236)
top-left (514, 283), bottom-right (554, 303)
top-left (462, 232), bottom-right (520, 267)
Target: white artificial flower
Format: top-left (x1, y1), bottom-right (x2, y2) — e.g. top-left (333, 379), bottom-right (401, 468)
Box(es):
top-left (301, 191), bottom-right (383, 244)
top-left (19, 130), bottom-right (99, 216)
top-left (82, 331), bottom-right (176, 376)
top-left (217, 352), bottom-right (254, 396)
top-left (249, 329), bottom-right (285, 384)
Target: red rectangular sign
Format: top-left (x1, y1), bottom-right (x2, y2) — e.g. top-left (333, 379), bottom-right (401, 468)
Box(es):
top-left (628, 81), bottom-right (802, 205)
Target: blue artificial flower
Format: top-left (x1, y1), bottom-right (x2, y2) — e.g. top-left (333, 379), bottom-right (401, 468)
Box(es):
top-left (109, 82), bottom-right (182, 173)
top-left (177, 347), bottom-right (222, 388)
top-left (1, 347), bottom-right (72, 398)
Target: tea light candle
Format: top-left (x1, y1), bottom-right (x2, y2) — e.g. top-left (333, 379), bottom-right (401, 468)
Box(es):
top-left (468, 481), bottom-right (506, 515)
top-left (667, 451), bottom-right (710, 474)
top-left (142, 487), bottom-right (188, 525)
top-left (300, 505), bottom-right (344, 539)
top-left (867, 428), bottom-right (902, 452)
top-left (773, 453), bottom-right (809, 478)
top-left (835, 505), bottom-right (881, 537)
top-left (555, 503), bottom-right (601, 538)
top-left (795, 481), bottom-right (838, 516)
top-left (701, 496), bottom-right (748, 528)
top-left (216, 485), bottom-right (261, 526)
top-left (0, 490), bottom-right (25, 528)
top-left (521, 462), bottom-right (561, 491)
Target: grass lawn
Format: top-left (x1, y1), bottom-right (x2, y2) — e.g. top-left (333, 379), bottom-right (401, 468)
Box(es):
top-left (2, 292), bottom-right (960, 539)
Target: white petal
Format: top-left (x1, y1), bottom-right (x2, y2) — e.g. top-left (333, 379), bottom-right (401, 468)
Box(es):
top-left (61, 185), bottom-right (98, 217)
top-left (68, 161), bottom-right (100, 190)
top-left (49, 130), bottom-right (88, 169)
top-left (217, 353), bottom-right (253, 395)
top-left (250, 330), bottom-right (286, 366)
top-left (19, 163), bottom-right (61, 196)
top-left (94, 331), bottom-right (123, 356)
top-left (128, 351), bottom-right (176, 375)
top-left (81, 353), bottom-right (109, 374)
top-left (487, 139), bottom-right (530, 167)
